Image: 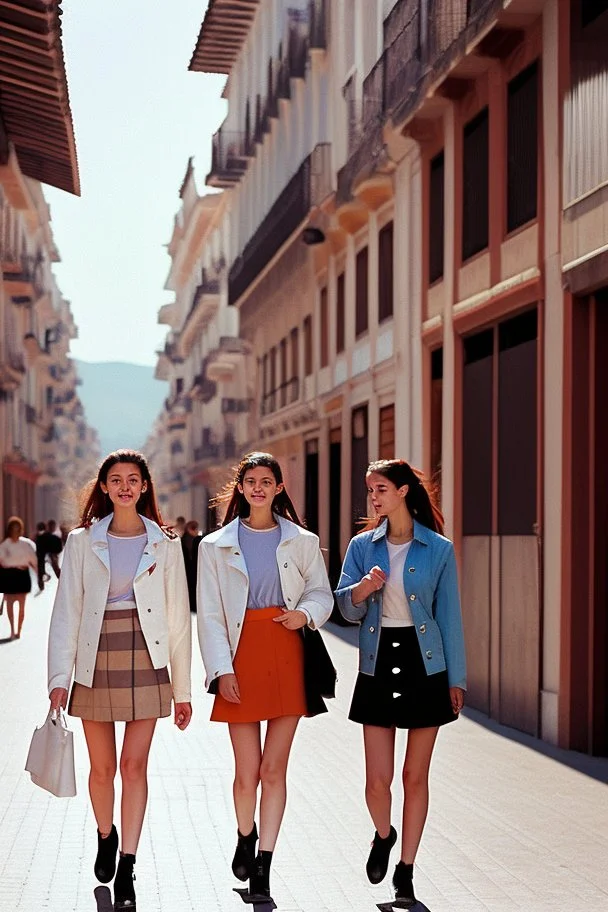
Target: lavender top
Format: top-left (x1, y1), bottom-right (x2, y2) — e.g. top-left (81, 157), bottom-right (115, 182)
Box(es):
top-left (106, 532), bottom-right (148, 606)
top-left (238, 520), bottom-right (285, 609)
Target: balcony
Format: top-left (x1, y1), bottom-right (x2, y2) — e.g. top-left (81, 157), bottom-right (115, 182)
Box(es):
top-left (261, 378), bottom-right (300, 416)
top-left (207, 127), bottom-right (248, 189)
top-left (25, 404), bottom-right (38, 424)
top-left (180, 272), bottom-right (221, 352)
top-left (2, 251), bottom-right (44, 306)
top-left (194, 432), bottom-right (237, 464)
top-left (23, 333), bottom-right (53, 366)
top-left (221, 397), bottom-right (251, 414)
top-left (337, 0), bottom-right (503, 203)
top-left (206, 336), bottom-right (251, 382)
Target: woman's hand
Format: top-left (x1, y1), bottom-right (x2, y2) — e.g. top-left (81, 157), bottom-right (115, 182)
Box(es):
top-left (351, 565), bottom-right (387, 603)
top-left (218, 673), bottom-right (241, 704)
top-left (450, 686), bottom-right (465, 715)
top-left (49, 687), bottom-right (68, 713)
top-left (174, 701), bottom-right (192, 730)
top-left (272, 608), bottom-right (308, 630)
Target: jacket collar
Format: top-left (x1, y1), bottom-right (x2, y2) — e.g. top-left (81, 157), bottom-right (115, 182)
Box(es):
top-left (211, 515), bottom-right (300, 547)
top-left (89, 513), bottom-right (166, 577)
top-left (371, 518), bottom-right (430, 545)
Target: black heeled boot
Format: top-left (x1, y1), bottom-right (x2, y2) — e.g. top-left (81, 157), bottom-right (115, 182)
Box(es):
top-left (366, 825), bottom-right (397, 884)
top-left (393, 861), bottom-right (416, 907)
top-left (248, 850), bottom-right (272, 899)
top-left (94, 824), bottom-right (119, 883)
top-left (232, 822), bottom-right (258, 881)
top-left (113, 853), bottom-right (136, 910)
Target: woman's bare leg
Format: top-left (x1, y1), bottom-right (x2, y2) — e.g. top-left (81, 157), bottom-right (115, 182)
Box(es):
top-left (5, 598), bottom-right (16, 637)
top-left (82, 720), bottom-right (118, 834)
top-left (258, 715), bottom-right (300, 851)
top-left (229, 722), bottom-right (262, 835)
top-left (401, 726), bottom-right (439, 863)
top-left (15, 594), bottom-right (26, 637)
top-left (119, 718), bottom-right (157, 855)
top-left (363, 725), bottom-right (396, 838)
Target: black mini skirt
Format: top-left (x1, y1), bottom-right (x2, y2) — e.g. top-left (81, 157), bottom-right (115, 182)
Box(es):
top-left (348, 625), bottom-right (458, 730)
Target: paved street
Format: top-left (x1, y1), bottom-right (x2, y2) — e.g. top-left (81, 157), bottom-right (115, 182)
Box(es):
top-left (1, 579), bottom-right (607, 912)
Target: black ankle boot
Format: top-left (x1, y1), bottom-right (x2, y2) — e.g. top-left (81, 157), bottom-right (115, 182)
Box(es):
top-left (393, 861), bottom-right (416, 907)
top-left (249, 850), bottom-right (272, 899)
top-left (113, 853), bottom-right (136, 910)
top-left (232, 822), bottom-right (258, 881)
top-left (366, 825), bottom-right (397, 884)
top-left (94, 824), bottom-right (119, 883)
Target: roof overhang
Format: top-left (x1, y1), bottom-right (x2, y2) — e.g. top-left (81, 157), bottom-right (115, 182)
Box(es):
top-left (189, 0), bottom-right (260, 75)
top-left (0, 0), bottom-right (80, 195)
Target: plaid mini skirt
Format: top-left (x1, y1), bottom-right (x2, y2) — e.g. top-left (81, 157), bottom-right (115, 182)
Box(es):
top-left (68, 603), bottom-right (172, 723)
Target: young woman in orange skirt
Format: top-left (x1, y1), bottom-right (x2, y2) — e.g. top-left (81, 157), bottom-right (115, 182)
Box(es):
top-left (197, 452), bottom-right (334, 901)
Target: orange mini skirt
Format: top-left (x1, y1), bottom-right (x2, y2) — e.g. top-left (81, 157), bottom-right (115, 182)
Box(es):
top-left (211, 606), bottom-right (307, 723)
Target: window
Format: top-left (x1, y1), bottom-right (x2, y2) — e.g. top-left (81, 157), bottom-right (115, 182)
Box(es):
top-left (355, 247), bottom-right (369, 337)
top-left (379, 404), bottom-right (395, 459)
top-left (507, 62), bottom-right (538, 233)
top-left (320, 287), bottom-right (329, 367)
top-left (304, 315), bottom-right (313, 376)
top-left (280, 337), bottom-right (288, 407)
top-left (430, 347), bottom-right (443, 491)
top-left (429, 152), bottom-right (445, 283)
top-left (290, 327), bottom-right (299, 400)
top-left (378, 222), bottom-right (394, 322)
top-left (351, 405), bottom-right (369, 533)
top-left (175, 377), bottom-right (184, 395)
top-left (336, 272), bottom-right (345, 353)
top-left (269, 346), bottom-right (277, 412)
top-left (462, 108), bottom-right (489, 261)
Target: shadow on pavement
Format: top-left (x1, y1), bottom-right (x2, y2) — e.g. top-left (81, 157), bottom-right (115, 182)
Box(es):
top-left (324, 623), bottom-right (608, 784)
top-left (0, 635), bottom-right (15, 645)
top-left (93, 886), bottom-right (113, 911)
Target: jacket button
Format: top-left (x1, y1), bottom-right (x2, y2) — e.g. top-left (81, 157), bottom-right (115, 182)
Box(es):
top-left (369, 626), bottom-right (375, 633)
top-left (369, 654), bottom-right (374, 660)
top-left (234, 551), bottom-right (240, 555)
top-left (408, 567), bottom-right (415, 573)
top-left (148, 608), bottom-right (151, 613)
top-left (410, 594), bottom-right (416, 601)
top-left (287, 598), bottom-right (292, 602)
top-left (283, 562), bottom-right (288, 568)
top-left (236, 622), bottom-right (240, 628)
top-left (426, 650), bottom-right (432, 659)
top-left (419, 624), bottom-right (426, 634)
top-left (155, 640), bottom-right (159, 645)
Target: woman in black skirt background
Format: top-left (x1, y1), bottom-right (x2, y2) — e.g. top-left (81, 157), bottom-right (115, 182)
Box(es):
top-left (0, 516), bottom-right (37, 639)
top-left (335, 459), bottom-right (466, 908)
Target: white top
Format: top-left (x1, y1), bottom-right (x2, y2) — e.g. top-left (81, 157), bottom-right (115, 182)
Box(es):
top-left (382, 540), bottom-right (414, 626)
top-left (0, 536), bottom-right (37, 569)
top-left (106, 532), bottom-right (148, 606)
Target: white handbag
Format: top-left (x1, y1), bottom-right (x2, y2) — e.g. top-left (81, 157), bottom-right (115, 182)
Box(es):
top-left (25, 709), bottom-right (76, 798)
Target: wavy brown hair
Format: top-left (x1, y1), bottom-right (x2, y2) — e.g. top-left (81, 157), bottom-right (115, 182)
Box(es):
top-left (5, 516), bottom-right (24, 539)
top-left (78, 450), bottom-right (165, 529)
top-left (362, 459), bottom-right (444, 535)
top-left (215, 452), bottom-right (303, 527)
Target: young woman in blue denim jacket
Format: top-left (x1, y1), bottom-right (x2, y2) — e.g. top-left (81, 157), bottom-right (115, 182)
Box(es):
top-left (335, 459), bottom-right (466, 908)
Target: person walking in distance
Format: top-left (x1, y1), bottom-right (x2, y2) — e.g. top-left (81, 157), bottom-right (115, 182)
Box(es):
top-left (34, 521), bottom-right (52, 592)
top-left (197, 452), bottom-right (333, 901)
top-left (48, 450), bottom-right (192, 911)
top-left (46, 518), bottom-right (63, 579)
top-left (181, 519), bottom-right (202, 613)
top-left (335, 459), bottom-right (466, 908)
top-left (0, 516), bottom-right (37, 638)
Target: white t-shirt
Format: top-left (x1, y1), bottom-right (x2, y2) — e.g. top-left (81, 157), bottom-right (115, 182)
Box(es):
top-left (0, 536), bottom-right (37, 569)
top-left (382, 540), bottom-right (414, 626)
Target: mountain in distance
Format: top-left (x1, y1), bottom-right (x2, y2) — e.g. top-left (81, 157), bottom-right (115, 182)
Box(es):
top-left (75, 360), bottom-right (168, 460)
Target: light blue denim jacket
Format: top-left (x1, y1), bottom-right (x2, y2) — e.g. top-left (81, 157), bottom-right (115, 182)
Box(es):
top-left (335, 519), bottom-right (466, 689)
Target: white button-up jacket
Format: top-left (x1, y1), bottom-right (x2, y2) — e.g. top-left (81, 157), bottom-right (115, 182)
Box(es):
top-left (197, 516), bottom-right (333, 690)
top-left (47, 514), bottom-right (192, 702)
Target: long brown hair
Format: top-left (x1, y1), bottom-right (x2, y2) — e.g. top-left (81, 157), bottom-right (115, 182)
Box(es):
top-left (78, 450), bottom-right (165, 529)
top-left (363, 459), bottom-right (444, 535)
top-left (216, 452), bottom-right (303, 527)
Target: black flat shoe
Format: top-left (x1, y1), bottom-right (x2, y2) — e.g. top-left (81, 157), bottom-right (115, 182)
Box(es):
top-left (94, 825), bottom-right (119, 884)
top-left (232, 822), bottom-right (258, 881)
top-left (393, 861), bottom-right (416, 907)
top-left (113, 853), bottom-right (136, 911)
top-left (366, 825), bottom-right (397, 884)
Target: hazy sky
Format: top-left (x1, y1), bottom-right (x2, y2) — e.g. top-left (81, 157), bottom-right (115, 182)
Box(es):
top-left (45, 1), bottom-right (226, 366)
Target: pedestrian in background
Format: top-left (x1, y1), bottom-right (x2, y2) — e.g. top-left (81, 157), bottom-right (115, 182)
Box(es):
top-left (174, 515), bottom-right (186, 538)
top-left (46, 518), bottom-right (63, 578)
top-left (0, 516), bottom-right (37, 639)
top-left (335, 459), bottom-right (466, 908)
top-left (181, 519), bottom-right (202, 612)
top-left (197, 452), bottom-right (333, 901)
top-left (48, 450), bottom-right (192, 911)
top-left (34, 521), bottom-right (52, 591)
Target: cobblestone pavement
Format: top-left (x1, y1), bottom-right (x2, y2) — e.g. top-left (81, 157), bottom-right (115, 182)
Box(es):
top-left (1, 579), bottom-right (608, 912)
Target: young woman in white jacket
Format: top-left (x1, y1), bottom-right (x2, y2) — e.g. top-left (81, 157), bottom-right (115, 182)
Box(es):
top-left (48, 450), bottom-right (192, 911)
top-left (197, 452), bottom-right (333, 902)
